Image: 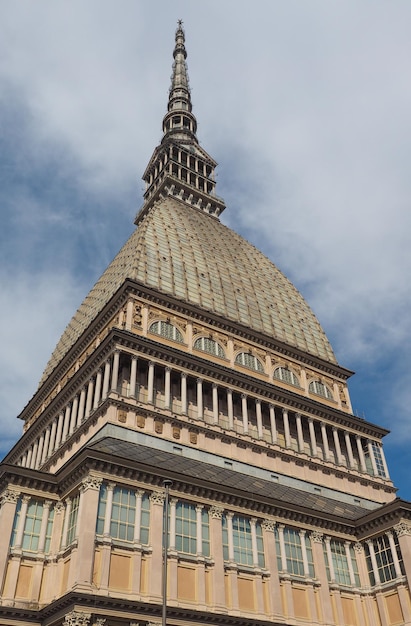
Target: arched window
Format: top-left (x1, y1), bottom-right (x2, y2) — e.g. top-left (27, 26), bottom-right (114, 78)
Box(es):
top-left (193, 336), bottom-right (225, 358)
top-left (235, 352), bottom-right (264, 373)
top-left (309, 380), bottom-right (333, 400)
top-left (274, 366), bottom-right (300, 387)
top-left (149, 320), bottom-right (184, 343)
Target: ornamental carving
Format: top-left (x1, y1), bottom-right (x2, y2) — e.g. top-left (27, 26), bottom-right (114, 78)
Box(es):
top-left (189, 431), bottom-right (198, 444)
top-left (136, 414), bottom-right (145, 428)
top-left (310, 531), bottom-right (324, 544)
top-left (353, 542), bottom-right (364, 552)
top-left (0, 489), bottom-right (20, 504)
top-left (394, 522), bottom-right (411, 537)
top-left (92, 619), bottom-right (106, 626)
top-left (118, 409), bottom-right (127, 423)
top-left (133, 304), bottom-right (142, 327)
top-left (172, 426), bottom-right (181, 440)
top-left (54, 501), bottom-right (65, 514)
top-left (150, 491), bottom-right (165, 505)
top-left (63, 611), bottom-right (91, 626)
top-left (81, 476), bottom-right (103, 492)
top-left (262, 519), bottom-right (276, 532)
top-left (209, 506), bottom-right (224, 519)
top-left (155, 421), bottom-right (163, 434)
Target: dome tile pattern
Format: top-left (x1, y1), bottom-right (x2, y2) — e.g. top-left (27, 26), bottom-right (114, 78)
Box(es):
top-left (41, 197), bottom-right (336, 383)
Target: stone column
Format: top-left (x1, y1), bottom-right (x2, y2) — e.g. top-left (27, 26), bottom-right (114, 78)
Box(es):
top-left (133, 490), bottom-right (144, 544)
top-left (212, 384), bottom-right (219, 424)
top-left (147, 362), bottom-right (155, 404)
top-left (54, 413), bottom-right (63, 451)
top-left (102, 359), bottom-right (111, 399)
top-left (14, 495), bottom-right (30, 549)
top-left (129, 356), bottom-right (138, 399)
top-left (103, 483), bottom-right (115, 537)
top-left (37, 500), bottom-right (52, 553)
top-left (241, 394), bottom-right (249, 434)
top-left (85, 379), bottom-right (94, 418)
top-left (77, 387), bottom-right (86, 426)
top-left (209, 506), bottom-right (226, 609)
top-left (366, 539), bottom-right (381, 585)
top-left (196, 505), bottom-right (203, 555)
top-left (111, 351), bottom-right (120, 393)
top-left (61, 498), bottom-right (72, 549)
top-left (30, 441), bottom-right (38, 469)
top-left (164, 367), bottom-right (171, 409)
top-left (61, 405), bottom-right (72, 442)
top-left (256, 400), bottom-right (263, 439)
top-left (71, 476), bottom-right (102, 590)
top-left (308, 418), bottom-right (317, 456)
top-left (250, 518), bottom-right (259, 567)
top-left (277, 525), bottom-right (288, 572)
top-left (269, 405), bottom-right (277, 444)
top-left (320, 422), bottom-right (330, 461)
top-left (41, 427), bottom-right (51, 464)
top-left (386, 530), bottom-right (403, 578)
top-left (226, 511), bottom-right (235, 561)
top-left (344, 542), bottom-right (356, 586)
top-left (197, 378), bottom-right (203, 419)
top-left (332, 427), bottom-right (343, 465)
top-left (35, 434), bottom-right (44, 469)
top-left (26, 446), bottom-right (33, 469)
top-left (379, 445), bottom-right (390, 478)
top-left (295, 413), bottom-right (305, 453)
top-left (227, 389), bottom-right (234, 429)
top-left (344, 432), bottom-right (355, 468)
top-left (299, 529), bottom-right (310, 576)
top-left (169, 498), bottom-right (177, 550)
top-left (367, 440), bottom-right (379, 476)
top-left (181, 372), bottom-right (187, 414)
top-left (324, 536), bottom-right (336, 581)
top-left (356, 435), bottom-right (367, 473)
top-left (93, 369), bottom-right (102, 409)
top-left (69, 396), bottom-right (79, 434)
top-left (282, 409), bottom-right (291, 449)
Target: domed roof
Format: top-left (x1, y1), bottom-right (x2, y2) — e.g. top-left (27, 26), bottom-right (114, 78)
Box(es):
top-left (41, 196), bottom-right (336, 383)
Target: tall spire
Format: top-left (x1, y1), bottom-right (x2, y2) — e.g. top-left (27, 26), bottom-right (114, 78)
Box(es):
top-left (162, 20), bottom-right (197, 142)
top-left (136, 21), bottom-right (225, 223)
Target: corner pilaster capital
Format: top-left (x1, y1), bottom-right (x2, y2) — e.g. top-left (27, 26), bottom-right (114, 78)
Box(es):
top-left (353, 542), bottom-right (363, 552)
top-left (150, 490), bottom-right (165, 505)
top-left (394, 522), bottom-right (411, 537)
top-left (63, 611), bottom-right (92, 626)
top-left (0, 489), bottom-right (20, 505)
top-left (81, 475), bottom-right (103, 492)
top-left (261, 519), bottom-right (276, 532)
top-left (209, 505), bottom-right (224, 519)
top-left (310, 530), bottom-right (324, 544)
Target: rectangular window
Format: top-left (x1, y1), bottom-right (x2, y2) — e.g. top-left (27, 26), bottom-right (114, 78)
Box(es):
top-left (111, 487), bottom-right (136, 542)
top-left (324, 540), bottom-right (360, 586)
top-left (366, 534), bottom-right (405, 585)
top-left (275, 526), bottom-right (314, 577)
top-left (371, 443), bottom-right (387, 478)
top-left (222, 514), bottom-right (264, 567)
top-left (96, 485), bottom-right (150, 545)
top-left (175, 502), bottom-right (197, 554)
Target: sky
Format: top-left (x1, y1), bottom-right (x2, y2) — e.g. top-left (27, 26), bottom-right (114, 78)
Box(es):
top-left (0, 1), bottom-right (410, 499)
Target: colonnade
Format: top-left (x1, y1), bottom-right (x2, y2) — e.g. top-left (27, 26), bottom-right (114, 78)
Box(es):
top-left (18, 351), bottom-right (389, 480)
